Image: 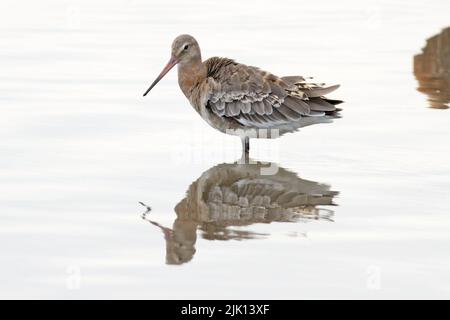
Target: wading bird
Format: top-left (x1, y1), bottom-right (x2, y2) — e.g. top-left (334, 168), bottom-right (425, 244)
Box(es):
top-left (143, 35), bottom-right (342, 155)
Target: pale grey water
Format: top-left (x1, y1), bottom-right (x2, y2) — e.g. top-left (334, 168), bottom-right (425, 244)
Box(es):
top-left (1, 0), bottom-right (450, 299)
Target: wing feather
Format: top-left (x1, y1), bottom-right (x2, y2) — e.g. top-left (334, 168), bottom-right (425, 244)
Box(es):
top-left (204, 57), bottom-right (341, 128)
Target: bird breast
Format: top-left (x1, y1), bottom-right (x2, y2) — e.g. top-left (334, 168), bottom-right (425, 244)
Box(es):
top-left (177, 62), bottom-right (207, 101)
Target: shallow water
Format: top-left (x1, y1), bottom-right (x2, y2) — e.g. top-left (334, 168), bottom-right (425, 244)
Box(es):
top-left (1, 0), bottom-right (450, 299)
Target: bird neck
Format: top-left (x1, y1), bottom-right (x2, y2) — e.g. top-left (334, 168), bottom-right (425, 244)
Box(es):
top-left (177, 57), bottom-right (206, 98)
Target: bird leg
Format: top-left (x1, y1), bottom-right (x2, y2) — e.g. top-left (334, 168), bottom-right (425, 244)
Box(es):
top-left (241, 136), bottom-right (250, 163)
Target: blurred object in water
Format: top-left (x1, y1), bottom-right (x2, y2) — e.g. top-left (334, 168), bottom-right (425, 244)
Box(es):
top-left (139, 201), bottom-right (152, 212)
top-left (414, 27), bottom-right (450, 109)
top-left (144, 160), bottom-right (338, 265)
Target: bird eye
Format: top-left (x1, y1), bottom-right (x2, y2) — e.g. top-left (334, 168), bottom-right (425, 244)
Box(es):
top-left (184, 44), bottom-right (189, 50)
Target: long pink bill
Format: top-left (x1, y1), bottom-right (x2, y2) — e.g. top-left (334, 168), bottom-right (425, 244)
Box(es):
top-left (143, 56), bottom-right (178, 96)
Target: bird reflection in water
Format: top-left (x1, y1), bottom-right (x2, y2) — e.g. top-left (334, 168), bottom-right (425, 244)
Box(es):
top-left (143, 161), bottom-right (338, 265)
top-left (414, 27), bottom-right (450, 109)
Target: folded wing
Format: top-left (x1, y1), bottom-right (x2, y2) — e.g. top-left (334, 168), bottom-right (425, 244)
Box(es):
top-left (204, 57), bottom-right (342, 129)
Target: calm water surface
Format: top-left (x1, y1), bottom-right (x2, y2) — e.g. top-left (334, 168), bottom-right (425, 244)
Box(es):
top-left (1, 0), bottom-right (449, 299)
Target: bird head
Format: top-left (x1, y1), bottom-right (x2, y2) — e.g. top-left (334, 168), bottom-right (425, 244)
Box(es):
top-left (143, 34), bottom-right (200, 96)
